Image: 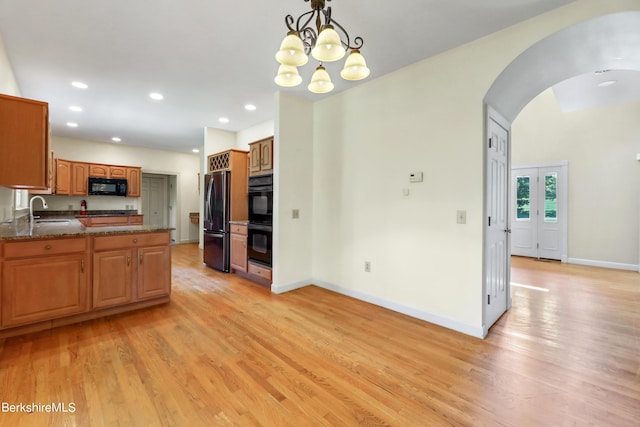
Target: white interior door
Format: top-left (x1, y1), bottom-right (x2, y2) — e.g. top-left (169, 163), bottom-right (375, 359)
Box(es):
top-left (485, 115), bottom-right (510, 331)
top-left (511, 163), bottom-right (567, 261)
top-left (141, 175), bottom-right (167, 227)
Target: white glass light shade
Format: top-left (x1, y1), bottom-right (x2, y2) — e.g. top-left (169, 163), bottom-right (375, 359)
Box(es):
top-left (311, 26), bottom-right (345, 62)
top-left (340, 49), bottom-right (370, 81)
top-left (275, 32), bottom-right (308, 67)
top-left (308, 65), bottom-right (334, 94)
top-left (274, 64), bottom-right (302, 87)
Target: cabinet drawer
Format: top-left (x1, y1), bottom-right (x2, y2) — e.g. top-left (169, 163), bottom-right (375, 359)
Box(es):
top-left (4, 237), bottom-right (87, 259)
top-left (93, 232), bottom-right (170, 251)
top-left (129, 215), bottom-right (143, 225)
top-left (248, 262), bottom-right (272, 282)
top-left (230, 224), bottom-right (247, 235)
top-left (90, 216), bottom-right (129, 227)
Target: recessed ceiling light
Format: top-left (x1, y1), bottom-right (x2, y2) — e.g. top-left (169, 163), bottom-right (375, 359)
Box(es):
top-left (218, 117), bottom-right (229, 123)
top-left (192, 148), bottom-right (200, 153)
top-left (71, 81), bottom-right (88, 89)
top-left (112, 137), bottom-right (122, 142)
top-left (69, 105), bottom-right (83, 112)
top-left (244, 104), bottom-right (257, 111)
top-left (597, 80), bottom-right (617, 87)
top-left (149, 92), bottom-right (164, 100)
top-left (66, 122), bottom-right (79, 128)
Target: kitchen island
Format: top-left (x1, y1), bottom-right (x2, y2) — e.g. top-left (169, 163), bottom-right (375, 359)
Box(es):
top-left (0, 218), bottom-right (172, 338)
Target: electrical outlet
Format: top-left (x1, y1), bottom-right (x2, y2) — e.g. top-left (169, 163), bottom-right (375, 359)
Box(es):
top-left (292, 209), bottom-right (299, 219)
top-left (457, 210), bottom-right (467, 224)
top-left (68, 204), bottom-right (73, 210)
top-left (364, 261), bottom-right (371, 272)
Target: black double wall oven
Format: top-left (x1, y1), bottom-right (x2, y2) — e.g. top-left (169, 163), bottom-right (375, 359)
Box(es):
top-left (247, 174), bottom-right (273, 267)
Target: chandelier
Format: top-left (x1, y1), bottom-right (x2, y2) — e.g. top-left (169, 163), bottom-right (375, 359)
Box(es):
top-left (274, 0), bottom-right (370, 94)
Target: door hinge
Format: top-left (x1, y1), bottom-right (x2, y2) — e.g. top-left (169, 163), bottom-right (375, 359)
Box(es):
top-left (537, 243), bottom-right (539, 249)
top-left (488, 137), bottom-right (493, 148)
top-left (488, 216), bottom-right (491, 226)
top-left (487, 295), bottom-right (491, 304)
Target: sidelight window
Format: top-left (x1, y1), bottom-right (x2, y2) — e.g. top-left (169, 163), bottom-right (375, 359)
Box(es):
top-left (516, 176), bottom-right (531, 220)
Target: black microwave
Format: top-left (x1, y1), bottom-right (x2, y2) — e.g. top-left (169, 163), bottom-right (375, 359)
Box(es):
top-left (88, 177), bottom-right (128, 196)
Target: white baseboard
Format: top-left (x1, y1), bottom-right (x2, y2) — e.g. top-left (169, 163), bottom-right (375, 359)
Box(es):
top-left (271, 280), bottom-right (310, 294)
top-left (274, 279), bottom-right (484, 339)
top-left (567, 258), bottom-right (638, 271)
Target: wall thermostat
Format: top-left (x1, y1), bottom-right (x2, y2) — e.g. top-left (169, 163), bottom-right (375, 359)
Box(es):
top-left (409, 172), bottom-right (423, 183)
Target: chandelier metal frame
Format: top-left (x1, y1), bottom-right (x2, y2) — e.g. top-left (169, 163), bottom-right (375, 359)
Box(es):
top-left (283, 0), bottom-right (364, 56)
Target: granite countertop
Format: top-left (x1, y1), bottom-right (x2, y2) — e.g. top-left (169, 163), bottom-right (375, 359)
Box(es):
top-left (0, 217), bottom-right (172, 241)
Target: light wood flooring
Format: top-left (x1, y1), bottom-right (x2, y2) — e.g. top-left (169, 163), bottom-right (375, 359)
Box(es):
top-left (0, 246), bottom-right (638, 426)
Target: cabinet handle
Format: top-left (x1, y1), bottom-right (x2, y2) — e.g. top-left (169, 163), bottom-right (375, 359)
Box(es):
top-left (44, 244), bottom-right (52, 250)
top-left (140, 254), bottom-right (143, 264)
top-left (127, 255), bottom-right (131, 266)
top-left (81, 259), bottom-right (85, 272)
top-left (133, 238), bottom-right (138, 244)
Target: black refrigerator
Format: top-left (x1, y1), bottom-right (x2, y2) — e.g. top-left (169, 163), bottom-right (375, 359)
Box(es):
top-left (203, 170), bottom-right (230, 272)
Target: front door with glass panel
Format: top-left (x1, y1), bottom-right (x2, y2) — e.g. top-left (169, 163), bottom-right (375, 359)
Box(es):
top-left (511, 164), bottom-right (567, 261)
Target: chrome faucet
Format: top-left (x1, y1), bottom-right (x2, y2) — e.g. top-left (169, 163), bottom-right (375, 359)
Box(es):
top-left (29, 195), bottom-right (48, 222)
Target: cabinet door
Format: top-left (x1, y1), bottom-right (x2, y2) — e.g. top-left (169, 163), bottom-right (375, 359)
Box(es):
top-left (93, 249), bottom-right (133, 308)
top-left (89, 164), bottom-right (109, 177)
top-left (260, 139), bottom-right (273, 172)
top-left (249, 143), bottom-right (262, 174)
top-left (71, 162), bottom-right (89, 195)
top-left (0, 94), bottom-right (49, 189)
top-left (55, 159), bottom-right (71, 195)
top-left (126, 167), bottom-right (141, 197)
top-left (2, 254), bottom-right (90, 327)
top-left (230, 233), bottom-right (248, 272)
top-left (137, 246), bottom-right (171, 300)
top-left (109, 166), bottom-right (126, 178)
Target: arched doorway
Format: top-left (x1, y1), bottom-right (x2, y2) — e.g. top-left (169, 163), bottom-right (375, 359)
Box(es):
top-left (482, 11), bottom-right (640, 334)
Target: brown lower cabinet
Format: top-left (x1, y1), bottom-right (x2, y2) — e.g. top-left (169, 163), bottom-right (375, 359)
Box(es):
top-left (1, 237), bottom-right (90, 327)
top-left (78, 215), bottom-right (143, 227)
top-left (93, 232), bottom-right (171, 308)
top-left (0, 231), bottom-right (171, 337)
top-left (230, 224), bottom-right (248, 272)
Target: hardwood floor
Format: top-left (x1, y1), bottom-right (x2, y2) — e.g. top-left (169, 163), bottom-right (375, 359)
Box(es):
top-left (0, 246), bottom-right (638, 426)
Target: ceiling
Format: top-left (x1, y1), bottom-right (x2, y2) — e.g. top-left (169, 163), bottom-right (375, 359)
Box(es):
top-left (0, 0), bottom-right (577, 153)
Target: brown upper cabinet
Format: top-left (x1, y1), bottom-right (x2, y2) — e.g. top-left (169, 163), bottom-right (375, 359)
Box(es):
top-left (55, 160), bottom-right (89, 196)
top-left (126, 167), bottom-right (141, 197)
top-left (0, 93), bottom-right (49, 189)
top-left (55, 159), bottom-right (141, 197)
top-left (89, 164), bottom-right (108, 177)
top-left (248, 137), bottom-right (273, 176)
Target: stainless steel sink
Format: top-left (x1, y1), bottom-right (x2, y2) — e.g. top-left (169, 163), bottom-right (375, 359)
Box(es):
top-left (35, 219), bottom-right (72, 224)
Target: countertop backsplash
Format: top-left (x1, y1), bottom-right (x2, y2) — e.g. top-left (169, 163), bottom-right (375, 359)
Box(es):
top-left (35, 194), bottom-right (140, 212)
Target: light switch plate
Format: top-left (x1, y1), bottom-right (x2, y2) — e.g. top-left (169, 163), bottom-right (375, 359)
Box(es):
top-left (457, 210), bottom-right (467, 224)
top-left (292, 209), bottom-right (299, 219)
top-left (409, 172), bottom-right (423, 183)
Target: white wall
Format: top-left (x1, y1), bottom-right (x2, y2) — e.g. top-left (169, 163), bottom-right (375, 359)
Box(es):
top-left (272, 93), bottom-right (313, 291)
top-left (237, 120), bottom-right (274, 151)
top-left (276, 0), bottom-right (640, 337)
top-left (51, 136), bottom-right (200, 243)
top-left (512, 88), bottom-right (640, 268)
top-left (0, 33), bottom-right (21, 221)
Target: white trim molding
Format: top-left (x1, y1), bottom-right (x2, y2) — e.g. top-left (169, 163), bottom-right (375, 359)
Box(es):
top-left (271, 280), bottom-right (310, 294)
top-left (568, 258), bottom-right (638, 272)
